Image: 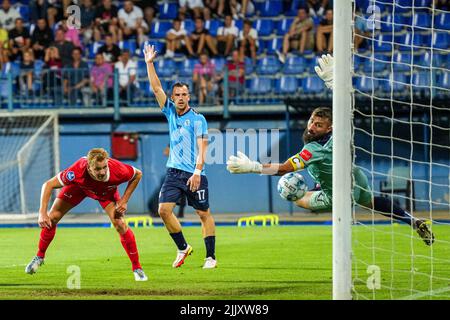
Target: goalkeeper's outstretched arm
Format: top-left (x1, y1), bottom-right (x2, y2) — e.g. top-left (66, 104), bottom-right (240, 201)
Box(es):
top-left (226, 151), bottom-right (301, 176)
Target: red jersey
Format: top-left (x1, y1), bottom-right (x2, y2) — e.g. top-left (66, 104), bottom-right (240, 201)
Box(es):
top-left (57, 157), bottom-right (136, 201)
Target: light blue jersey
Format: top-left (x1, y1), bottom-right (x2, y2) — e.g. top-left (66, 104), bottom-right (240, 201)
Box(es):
top-left (162, 99), bottom-right (208, 175)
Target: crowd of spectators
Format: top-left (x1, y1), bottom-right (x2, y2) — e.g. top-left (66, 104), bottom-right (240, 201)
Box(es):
top-left (1, 0), bottom-right (446, 107)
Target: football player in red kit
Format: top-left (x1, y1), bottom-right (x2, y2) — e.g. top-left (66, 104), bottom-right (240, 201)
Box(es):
top-left (25, 148), bottom-right (148, 281)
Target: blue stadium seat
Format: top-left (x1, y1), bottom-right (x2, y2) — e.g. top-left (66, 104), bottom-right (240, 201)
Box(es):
top-left (87, 41), bottom-right (104, 59)
top-left (372, 33), bottom-right (393, 52)
top-left (282, 55), bottom-right (306, 74)
top-left (205, 19), bottom-right (222, 36)
top-left (274, 76), bottom-right (299, 94)
top-left (380, 14), bottom-right (403, 33)
top-left (254, 19), bottom-right (273, 37)
top-left (140, 40), bottom-right (165, 57)
top-left (265, 37), bottom-right (282, 54)
top-left (393, 51), bottom-right (412, 72)
top-left (139, 80), bottom-right (151, 97)
top-left (362, 54), bottom-right (390, 73)
top-left (432, 32), bottom-right (449, 50)
top-left (434, 12), bottom-right (450, 30)
top-left (436, 71), bottom-right (449, 89)
top-left (413, 12), bottom-right (431, 29)
top-left (302, 76), bottom-right (325, 94)
top-left (286, 0), bottom-right (305, 16)
top-left (119, 40), bottom-right (137, 55)
top-left (380, 72), bottom-right (409, 93)
top-left (210, 57), bottom-right (225, 73)
top-left (154, 59), bottom-right (176, 77)
top-left (255, 56), bottom-right (281, 75)
top-left (177, 59), bottom-right (198, 77)
top-left (182, 19), bottom-right (195, 34)
top-left (354, 75), bottom-right (378, 93)
top-left (259, 0), bottom-right (283, 17)
top-left (150, 21), bottom-right (172, 39)
top-left (247, 77), bottom-right (272, 94)
top-left (136, 60), bottom-right (147, 78)
top-left (18, 6), bottom-right (29, 21)
top-left (33, 59), bottom-right (45, 78)
top-left (159, 2), bottom-right (178, 20)
top-left (244, 57), bottom-right (254, 74)
top-left (413, 51), bottom-right (443, 68)
top-left (412, 71), bottom-right (431, 88)
top-left (277, 18), bottom-right (294, 36)
top-left (414, 0), bottom-right (432, 8)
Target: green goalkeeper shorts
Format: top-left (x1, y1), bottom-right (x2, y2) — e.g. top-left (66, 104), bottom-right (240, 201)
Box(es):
top-left (307, 168), bottom-right (373, 211)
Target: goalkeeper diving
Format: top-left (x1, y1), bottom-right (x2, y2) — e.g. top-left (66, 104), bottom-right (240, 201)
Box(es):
top-left (226, 54), bottom-right (435, 246)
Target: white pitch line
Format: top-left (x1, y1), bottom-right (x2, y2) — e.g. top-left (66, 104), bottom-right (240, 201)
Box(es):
top-left (398, 286), bottom-right (450, 300)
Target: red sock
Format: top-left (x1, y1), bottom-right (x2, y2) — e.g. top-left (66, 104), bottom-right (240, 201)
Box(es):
top-left (119, 228), bottom-right (142, 270)
top-left (37, 225), bottom-right (57, 258)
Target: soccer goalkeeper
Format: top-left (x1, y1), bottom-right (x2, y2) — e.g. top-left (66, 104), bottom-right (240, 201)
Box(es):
top-left (226, 55), bottom-right (434, 246)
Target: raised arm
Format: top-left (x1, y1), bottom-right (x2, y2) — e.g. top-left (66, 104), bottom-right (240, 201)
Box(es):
top-left (143, 44), bottom-right (167, 109)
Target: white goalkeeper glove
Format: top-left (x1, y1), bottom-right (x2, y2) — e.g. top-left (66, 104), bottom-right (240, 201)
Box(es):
top-left (314, 54), bottom-right (334, 89)
top-left (226, 151), bottom-right (263, 174)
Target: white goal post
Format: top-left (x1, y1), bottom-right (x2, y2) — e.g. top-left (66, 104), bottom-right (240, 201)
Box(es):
top-left (0, 112), bottom-right (60, 218)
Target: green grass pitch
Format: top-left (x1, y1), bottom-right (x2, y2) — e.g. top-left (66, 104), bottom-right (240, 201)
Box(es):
top-left (0, 225), bottom-right (448, 300)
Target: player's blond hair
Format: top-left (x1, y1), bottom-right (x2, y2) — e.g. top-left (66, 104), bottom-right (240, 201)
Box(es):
top-left (87, 148), bottom-right (109, 167)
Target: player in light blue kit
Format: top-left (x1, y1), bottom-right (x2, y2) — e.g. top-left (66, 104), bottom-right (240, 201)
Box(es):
top-left (143, 44), bottom-right (217, 269)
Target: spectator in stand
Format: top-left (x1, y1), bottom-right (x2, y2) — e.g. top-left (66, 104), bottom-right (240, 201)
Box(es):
top-left (238, 19), bottom-right (258, 63)
top-left (8, 18), bottom-right (30, 62)
top-left (0, 0), bottom-right (20, 31)
top-left (31, 18), bottom-right (53, 60)
top-left (203, 0), bottom-right (219, 18)
top-left (277, 7), bottom-right (314, 63)
top-left (354, 9), bottom-right (369, 51)
top-left (189, 17), bottom-right (218, 57)
top-left (18, 49), bottom-right (35, 95)
top-left (115, 49), bottom-right (137, 103)
top-left (316, 9), bottom-right (333, 54)
top-left (79, 0), bottom-right (97, 45)
top-left (220, 49), bottom-right (244, 100)
top-left (63, 47), bottom-right (90, 106)
top-left (29, 0), bottom-right (50, 24)
top-left (306, 0), bottom-right (329, 18)
top-left (46, 0), bottom-right (64, 28)
top-left (42, 46), bottom-right (63, 100)
top-left (236, 0), bottom-right (255, 19)
top-left (193, 52), bottom-right (217, 105)
top-left (179, 0), bottom-right (204, 19)
top-left (90, 52), bottom-right (113, 107)
top-left (0, 25), bottom-right (8, 49)
top-left (118, 0), bottom-right (149, 50)
top-left (98, 33), bottom-right (122, 64)
top-left (0, 47), bottom-right (12, 102)
top-left (57, 18), bottom-right (83, 49)
top-left (94, 0), bottom-right (119, 43)
top-left (216, 14), bottom-right (239, 57)
top-left (51, 28), bottom-right (75, 66)
top-left (165, 18), bottom-right (195, 58)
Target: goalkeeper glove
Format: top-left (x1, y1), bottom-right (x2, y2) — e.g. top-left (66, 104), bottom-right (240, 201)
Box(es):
top-left (226, 151), bottom-right (263, 174)
top-left (314, 54), bottom-right (333, 89)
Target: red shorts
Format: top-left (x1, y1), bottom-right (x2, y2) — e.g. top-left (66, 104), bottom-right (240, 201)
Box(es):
top-left (57, 185), bottom-right (120, 209)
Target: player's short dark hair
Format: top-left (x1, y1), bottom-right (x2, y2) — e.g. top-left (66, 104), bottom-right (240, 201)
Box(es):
top-left (172, 81), bottom-right (190, 93)
top-left (312, 107), bottom-right (332, 123)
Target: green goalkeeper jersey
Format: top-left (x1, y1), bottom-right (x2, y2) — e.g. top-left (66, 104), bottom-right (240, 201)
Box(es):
top-left (288, 135), bottom-right (333, 199)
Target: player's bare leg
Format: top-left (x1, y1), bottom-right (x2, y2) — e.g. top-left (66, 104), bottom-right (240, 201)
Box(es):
top-left (104, 202), bottom-right (147, 281)
top-left (196, 208), bottom-right (217, 269)
top-left (25, 199), bottom-right (73, 274)
top-left (159, 202), bottom-right (193, 268)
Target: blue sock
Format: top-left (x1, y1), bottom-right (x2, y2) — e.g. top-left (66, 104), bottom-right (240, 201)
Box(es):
top-left (204, 236), bottom-right (216, 259)
top-left (170, 232), bottom-right (188, 250)
top-left (373, 196), bottom-right (415, 226)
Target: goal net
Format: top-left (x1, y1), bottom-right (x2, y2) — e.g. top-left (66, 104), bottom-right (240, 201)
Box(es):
top-left (0, 113), bottom-right (59, 218)
top-left (351, 0), bottom-right (450, 299)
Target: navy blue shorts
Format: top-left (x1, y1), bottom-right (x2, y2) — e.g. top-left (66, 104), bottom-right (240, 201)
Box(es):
top-left (159, 168), bottom-right (209, 211)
